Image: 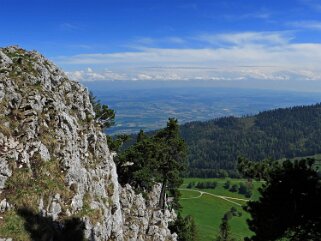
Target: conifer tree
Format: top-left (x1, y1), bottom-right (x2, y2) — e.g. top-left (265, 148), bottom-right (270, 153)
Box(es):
top-left (89, 91), bottom-right (115, 129)
top-left (169, 213), bottom-right (197, 241)
top-left (215, 215), bottom-right (235, 241)
top-left (154, 118), bottom-right (187, 210)
top-left (245, 159), bottom-right (321, 241)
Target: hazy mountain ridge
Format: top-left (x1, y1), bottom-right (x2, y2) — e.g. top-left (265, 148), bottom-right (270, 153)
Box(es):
top-left (86, 82), bottom-right (321, 135)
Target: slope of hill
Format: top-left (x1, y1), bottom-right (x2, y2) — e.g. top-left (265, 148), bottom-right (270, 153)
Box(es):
top-left (179, 103), bottom-right (321, 176)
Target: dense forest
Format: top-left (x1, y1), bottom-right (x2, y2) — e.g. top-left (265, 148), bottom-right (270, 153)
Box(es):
top-left (120, 103), bottom-right (321, 177)
top-left (180, 103), bottom-right (321, 177)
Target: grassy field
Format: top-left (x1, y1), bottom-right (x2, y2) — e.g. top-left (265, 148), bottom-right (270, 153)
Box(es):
top-left (180, 178), bottom-right (263, 241)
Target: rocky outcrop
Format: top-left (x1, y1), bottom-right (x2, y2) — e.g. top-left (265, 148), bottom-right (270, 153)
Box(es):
top-left (121, 184), bottom-right (177, 241)
top-left (0, 46), bottom-right (176, 240)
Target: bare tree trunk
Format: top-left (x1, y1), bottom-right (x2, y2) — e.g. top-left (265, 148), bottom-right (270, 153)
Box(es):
top-left (159, 179), bottom-right (167, 211)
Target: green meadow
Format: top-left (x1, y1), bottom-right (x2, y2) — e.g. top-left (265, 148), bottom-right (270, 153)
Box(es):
top-left (180, 178), bottom-right (264, 241)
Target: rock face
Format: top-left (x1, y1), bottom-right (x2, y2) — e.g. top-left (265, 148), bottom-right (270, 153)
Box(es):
top-left (121, 184), bottom-right (177, 241)
top-left (0, 46), bottom-right (176, 240)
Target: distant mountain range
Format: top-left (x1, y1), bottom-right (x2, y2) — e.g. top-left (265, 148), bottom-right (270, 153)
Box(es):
top-left (85, 83), bottom-right (321, 135)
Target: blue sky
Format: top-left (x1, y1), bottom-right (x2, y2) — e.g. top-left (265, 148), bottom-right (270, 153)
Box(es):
top-left (2, 0), bottom-right (321, 86)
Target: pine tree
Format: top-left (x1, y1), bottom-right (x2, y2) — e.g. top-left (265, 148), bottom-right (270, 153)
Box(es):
top-left (89, 91), bottom-right (115, 129)
top-left (215, 216), bottom-right (235, 241)
top-left (245, 159), bottom-right (321, 241)
top-left (169, 213), bottom-right (197, 241)
top-left (116, 133), bottom-right (157, 190)
top-left (154, 118), bottom-right (187, 210)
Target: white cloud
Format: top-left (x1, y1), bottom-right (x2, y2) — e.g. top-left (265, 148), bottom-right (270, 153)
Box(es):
top-left (132, 36), bottom-right (186, 47)
top-left (223, 11), bottom-right (271, 21)
top-left (300, 0), bottom-right (321, 12)
top-left (57, 31), bottom-right (321, 82)
top-left (59, 23), bottom-right (81, 31)
top-left (288, 20), bottom-right (321, 30)
top-left (198, 31), bottom-right (293, 46)
top-left (164, 37), bottom-right (186, 44)
top-left (66, 68), bottom-right (127, 81)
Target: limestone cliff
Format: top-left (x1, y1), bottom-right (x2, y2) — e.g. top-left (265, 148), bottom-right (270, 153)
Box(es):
top-left (0, 46), bottom-right (176, 241)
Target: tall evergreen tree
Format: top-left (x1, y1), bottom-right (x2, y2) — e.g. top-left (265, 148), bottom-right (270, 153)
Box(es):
top-left (237, 157), bottom-right (281, 181)
top-left (116, 119), bottom-right (187, 212)
top-left (215, 215), bottom-right (235, 241)
top-left (136, 129), bottom-right (146, 143)
top-left (154, 118), bottom-right (187, 210)
top-left (106, 134), bottom-right (130, 152)
top-left (169, 213), bottom-right (197, 241)
top-left (245, 159), bottom-right (321, 241)
top-left (116, 131), bottom-right (157, 190)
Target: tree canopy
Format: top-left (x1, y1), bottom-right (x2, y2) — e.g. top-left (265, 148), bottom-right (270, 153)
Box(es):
top-left (89, 91), bottom-right (115, 129)
top-left (215, 211), bottom-right (236, 241)
top-left (154, 118), bottom-right (187, 209)
top-left (245, 159), bottom-right (321, 241)
top-left (116, 118), bottom-right (187, 210)
top-left (169, 213), bottom-right (197, 241)
top-left (178, 103), bottom-right (321, 177)
top-left (237, 157), bottom-right (281, 181)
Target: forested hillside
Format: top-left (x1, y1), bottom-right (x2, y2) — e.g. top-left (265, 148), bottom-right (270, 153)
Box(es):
top-left (180, 103), bottom-right (321, 177)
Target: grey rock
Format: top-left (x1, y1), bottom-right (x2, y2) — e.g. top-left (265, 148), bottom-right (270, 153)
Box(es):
top-left (0, 199), bottom-right (11, 212)
top-left (50, 201), bottom-right (62, 221)
top-left (0, 46), bottom-right (177, 241)
top-left (0, 83), bottom-right (4, 101)
top-left (0, 50), bottom-right (12, 68)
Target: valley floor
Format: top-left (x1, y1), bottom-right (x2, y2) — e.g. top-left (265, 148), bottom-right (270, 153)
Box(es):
top-left (179, 178), bottom-right (263, 241)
